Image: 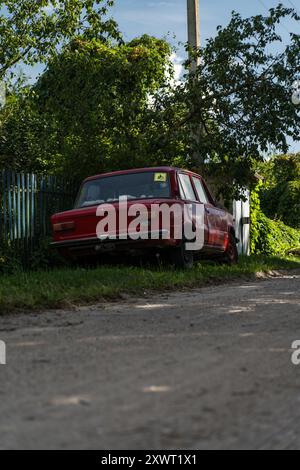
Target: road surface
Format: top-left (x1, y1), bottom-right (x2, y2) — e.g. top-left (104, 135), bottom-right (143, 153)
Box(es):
top-left (1, 272), bottom-right (300, 450)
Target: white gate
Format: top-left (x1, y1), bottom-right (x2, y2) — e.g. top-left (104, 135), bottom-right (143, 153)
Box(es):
top-left (233, 191), bottom-right (250, 255)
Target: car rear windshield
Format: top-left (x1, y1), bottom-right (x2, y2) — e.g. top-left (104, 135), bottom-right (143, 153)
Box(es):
top-left (75, 171), bottom-right (171, 208)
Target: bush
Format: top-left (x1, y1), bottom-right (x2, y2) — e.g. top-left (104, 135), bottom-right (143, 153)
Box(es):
top-left (289, 248), bottom-right (300, 257)
top-left (251, 212), bottom-right (300, 256)
top-left (259, 153), bottom-right (300, 229)
top-left (0, 240), bottom-right (23, 274)
top-left (251, 183), bottom-right (300, 255)
top-left (276, 180), bottom-right (300, 229)
top-left (0, 237), bottom-right (68, 273)
top-left (27, 237), bottom-right (69, 271)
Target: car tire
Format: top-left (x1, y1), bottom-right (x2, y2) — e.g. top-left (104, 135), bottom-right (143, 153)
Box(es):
top-left (170, 242), bottom-right (194, 269)
top-left (223, 233), bottom-right (239, 265)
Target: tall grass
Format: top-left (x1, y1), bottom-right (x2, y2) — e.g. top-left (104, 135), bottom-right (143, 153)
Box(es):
top-left (0, 255), bottom-right (299, 314)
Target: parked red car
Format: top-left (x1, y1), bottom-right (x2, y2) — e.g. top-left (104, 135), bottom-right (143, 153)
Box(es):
top-left (51, 167), bottom-right (238, 268)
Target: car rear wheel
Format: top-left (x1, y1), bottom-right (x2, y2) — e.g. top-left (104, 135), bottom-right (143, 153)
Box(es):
top-left (170, 243), bottom-right (194, 270)
top-left (223, 233), bottom-right (239, 265)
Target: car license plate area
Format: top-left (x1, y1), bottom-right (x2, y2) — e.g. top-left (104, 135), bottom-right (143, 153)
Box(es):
top-left (95, 243), bottom-right (116, 252)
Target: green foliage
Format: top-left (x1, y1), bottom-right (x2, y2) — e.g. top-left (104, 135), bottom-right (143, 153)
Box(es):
top-left (276, 180), bottom-right (300, 228)
top-left (28, 237), bottom-right (70, 271)
top-left (0, 255), bottom-right (299, 313)
top-left (0, 0), bottom-right (120, 80)
top-left (0, 86), bottom-right (57, 172)
top-left (0, 237), bottom-right (69, 274)
top-left (168, 5), bottom-right (300, 199)
top-left (259, 153), bottom-right (300, 228)
top-left (271, 153), bottom-right (300, 183)
top-left (0, 240), bottom-right (22, 274)
top-left (251, 212), bottom-right (300, 256)
top-left (251, 182), bottom-right (300, 255)
top-left (257, 153), bottom-right (300, 189)
top-left (1, 5), bottom-right (300, 200)
top-left (0, 35), bottom-right (176, 178)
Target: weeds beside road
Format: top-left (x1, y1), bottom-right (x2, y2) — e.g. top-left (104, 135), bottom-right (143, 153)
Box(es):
top-left (0, 255), bottom-right (299, 314)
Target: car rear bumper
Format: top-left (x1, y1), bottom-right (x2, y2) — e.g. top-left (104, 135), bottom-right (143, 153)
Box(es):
top-left (51, 230), bottom-right (177, 253)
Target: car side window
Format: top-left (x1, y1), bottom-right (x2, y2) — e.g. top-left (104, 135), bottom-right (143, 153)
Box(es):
top-left (192, 177), bottom-right (209, 204)
top-left (178, 174), bottom-right (197, 201)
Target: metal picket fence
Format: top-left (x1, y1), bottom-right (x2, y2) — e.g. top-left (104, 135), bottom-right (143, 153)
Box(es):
top-left (0, 170), bottom-right (77, 254)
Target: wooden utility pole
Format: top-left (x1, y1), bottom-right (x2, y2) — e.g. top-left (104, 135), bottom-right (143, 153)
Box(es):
top-left (187, 0), bottom-right (201, 162)
top-left (187, 0), bottom-right (200, 73)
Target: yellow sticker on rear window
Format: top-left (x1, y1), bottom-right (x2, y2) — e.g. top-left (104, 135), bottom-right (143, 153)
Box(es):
top-left (154, 173), bottom-right (167, 182)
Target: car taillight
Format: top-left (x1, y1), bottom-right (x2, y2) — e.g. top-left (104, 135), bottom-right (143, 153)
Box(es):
top-left (53, 221), bottom-right (75, 232)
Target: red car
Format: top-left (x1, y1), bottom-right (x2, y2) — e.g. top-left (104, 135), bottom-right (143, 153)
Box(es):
top-left (51, 167), bottom-right (238, 268)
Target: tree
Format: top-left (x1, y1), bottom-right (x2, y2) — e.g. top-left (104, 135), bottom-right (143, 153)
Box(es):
top-left (0, 0), bottom-right (120, 80)
top-left (0, 83), bottom-right (57, 172)
top-left (1, 5), bottom-right (300, 202)
top-left (259, 153), bottom-right (300, 228)
top-left (0, 35), bottom-right (174, 178)
top-left (158, 4), bottom-right (300, 198)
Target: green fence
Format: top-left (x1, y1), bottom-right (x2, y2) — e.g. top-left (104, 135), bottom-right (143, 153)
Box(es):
top-left (0, 170), bottom-right (77, 253)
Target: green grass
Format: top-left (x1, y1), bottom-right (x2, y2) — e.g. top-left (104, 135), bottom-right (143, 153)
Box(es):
top-left (0, 255), bottom-right (299, 314)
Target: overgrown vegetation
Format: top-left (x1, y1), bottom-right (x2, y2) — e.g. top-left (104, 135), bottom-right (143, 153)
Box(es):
top-left (0, 2), bottom-right (299, 270)
top-left (0, 4), bottom-right (300, 199)
top-left (0, 0), bottom-right (120, 80)
top-left (0, 255), bottom-right (299, 313)
top-left (0, 237), bottom-right (68, 274)
top-left (251, 154), bottom-right (300, 256)
top-left (250, 181), bottom-right (300, 255)
top-left (258, 153), bottom-right (300, 229)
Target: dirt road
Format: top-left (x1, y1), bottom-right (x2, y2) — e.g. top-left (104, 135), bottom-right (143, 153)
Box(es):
top-left (1, 272), bottom-right (300, 450)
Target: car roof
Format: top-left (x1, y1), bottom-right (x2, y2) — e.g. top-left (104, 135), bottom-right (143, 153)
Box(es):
top-left (84, 167), bottom-right (201, 182)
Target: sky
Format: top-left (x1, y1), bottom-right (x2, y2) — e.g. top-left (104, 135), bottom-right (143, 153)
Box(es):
top-left (111, 0), bottom-right (298, 47)
top-left (24, 0), bottom-right (299, 78)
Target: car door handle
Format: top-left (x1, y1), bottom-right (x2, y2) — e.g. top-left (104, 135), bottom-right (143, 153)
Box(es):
top-left (205, 207), bottom-right (210, 214)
